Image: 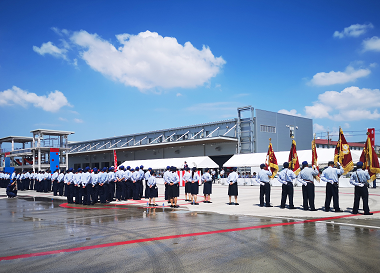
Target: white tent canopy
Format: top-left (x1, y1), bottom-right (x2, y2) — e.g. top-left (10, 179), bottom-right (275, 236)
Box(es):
top-left (120, 156), bottom-right (218, 170)
top-left (223, 148), bottom-right (369, 168)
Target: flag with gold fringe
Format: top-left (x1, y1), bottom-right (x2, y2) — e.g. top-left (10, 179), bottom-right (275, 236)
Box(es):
top-left (360, 134), bottom-right (380, 182)
top-left (288, 139), bottom-right (300, 175)
top-left (334, 128), bottom-right (354, 175)
top-left (265, 138), bottom-right (279, 178)
top-left (311, 137), bottom-right (320, 181)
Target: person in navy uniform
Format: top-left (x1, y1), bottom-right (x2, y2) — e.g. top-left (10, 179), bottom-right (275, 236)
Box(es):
top-left (147, 171), bottom-right (158, 206)
top-left (256, 164), bottom-right (273, 207)
top-left (52, 169), bottom-right (59, 196)
top-left (91, 168), bottom-right (99, 205)
top-left (99, 167), bottom-right (108, 203)
top-left (74, 168), bottom-right (83, 204)
top-left (139, 165), bottom-right (145, 198)
top-left (169, 166), bottom-right (180, 208)
top-left (350, 161), bottom-right (373, 215)
top-left (6, 180), bottom-right (17, 198)
top-left (202, 168), bottom-right (213, 203)
top-left (124, 166), bottom-right (133, 200)
top-left (321, 161), bottom-right (344, 212)
top-left (107, 167), bottom-right (116, 201)
top-left (65, 168), bottom-right (74, 203)
top-left (278, 162), bottom-right (296, 209)
top-left (115, 166), bottom-right (125, 202)
top-left (227, 167), bottom-right (239, 205)
top-left (57, 170), bottom-right (65, 196)
top-left (144, 167), bottom-right (152, 199)
top-left (183, 167), bottom-right (192, 201)
top-left (82, 167), bottom-right (92, 205)
top-left (190, 167), bottom-right (200, 205)
top-left (163, 166), bottom-right (171, 202)
top-left (132, 167), bottom-right (141, 200)
top-left (298, 161), bottom-right (319, 211)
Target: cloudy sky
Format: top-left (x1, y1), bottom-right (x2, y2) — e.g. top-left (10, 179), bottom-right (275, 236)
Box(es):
top-left (1, 0), bottom-right (380, 144)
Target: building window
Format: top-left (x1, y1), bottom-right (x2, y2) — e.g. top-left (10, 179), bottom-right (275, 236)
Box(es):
top-left (260, 125), bottom-right (276, 133)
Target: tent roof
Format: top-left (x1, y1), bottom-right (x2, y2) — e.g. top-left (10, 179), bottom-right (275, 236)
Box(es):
top-left (120, 156), bottom-right (218, 170)
top-left (223, 148), bottom-right (371, 167)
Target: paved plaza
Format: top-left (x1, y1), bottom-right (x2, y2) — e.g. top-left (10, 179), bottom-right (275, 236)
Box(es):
top-left (1, 184), bottom-right (380, 272)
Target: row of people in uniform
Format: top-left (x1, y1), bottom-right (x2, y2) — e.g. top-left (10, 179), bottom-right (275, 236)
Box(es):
top-left (240, 160), bottom-right (373, 215)
top-left (163, 166), bottom-right (213, 207)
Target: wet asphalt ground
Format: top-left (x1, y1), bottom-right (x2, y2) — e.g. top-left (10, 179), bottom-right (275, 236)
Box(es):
top-left (1, 185), bottom-right (380, 273)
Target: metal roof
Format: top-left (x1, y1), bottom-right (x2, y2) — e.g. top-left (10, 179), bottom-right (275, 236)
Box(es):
top-left (69, 136), bottom-right (237, 155)
top-left (69, 119), bottom-right (236, 144)
top-left (30, 129), bottom-right (75, 136)
top-left (0, 136), bottom-right (34, 143)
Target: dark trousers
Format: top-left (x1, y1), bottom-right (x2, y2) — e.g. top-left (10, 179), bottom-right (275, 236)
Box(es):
top-left (126, 180), bottom-right (133, 199)
top-left (108, 182), bottom-right (115, 201)
top-left (325, 183), bottom-right (340, 211)
top-left (260, 183), bottom-right (271, 206)
top-left (43, 179), bottom-right (49, 192)
top-left (144, 180), bottom-right (148, 198)
top-left (53, 180), bottom-right (59, 195)
top-left (133, 181), bottom-right (141, 200)
top-left (115, 181), bottom-right (123, 200)
top-left (353, 186), bottom-right (370, 214)
top-left (281, 182), bottom-right (294, 208)
top-left (66, 184), bottom-right (74, 203)
top-left (91, 184), bottom-right (99, 204)
top-left (58, 182), bottom-right (64, 196)
top-left (121, 181), bottom-right (127, 200)
top-left (84, 185), bottom-right (92, 205)
top-left (302, 183), bottom-right (315, 210)
top-left (165, 183), bottom-right (169, 200)
top-left (99, 184), bottom-right (107, 203)
top-left (18, 180), bottom-right (23, 191)
top-left (140, 180), bottom-right (144, 198)
top-left (75, 186), bottom-right (83, 204)
top-left (30, 179), bottom-right (34, 190)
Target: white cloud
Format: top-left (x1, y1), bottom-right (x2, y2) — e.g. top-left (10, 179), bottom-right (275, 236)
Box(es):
top-left (344, 123), bottom-right (350, 128)
top-left (278, 109), bottom-right (302, 117)
top-left (310, 65), bottom-right (371, 86)
top-left (305, 86), bottom-right (380, 121)
top-left (0, 86), bottom-right (71, 112)
top-left (33, 41), bottom-right (68, 59)
top-left (74, 118), bottom-right (83, 123)
top-left (70, 30), bottom-right (226, 90)
top-left (313, 123), bottom-right (326, 132)
top-left (59, 117), bottom-right (68, 122)
top-left (362, 36), bottom-right (380, 52)
top-left (333, 23), bottom-right (373, 38)
top-left (176, 93), bottom-right (182, 97)
top-left (369, 62), bottom-right (378, 68)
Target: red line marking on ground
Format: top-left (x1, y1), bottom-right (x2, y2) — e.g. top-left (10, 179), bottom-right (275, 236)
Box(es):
top-left (59, 203), bottom-right (129, 210)
top-left (1, 210), bottom-right (379, 261)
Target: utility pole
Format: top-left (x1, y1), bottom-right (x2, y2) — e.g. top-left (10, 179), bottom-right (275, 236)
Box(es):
top-left (327, 131), bottom-right (330, 148)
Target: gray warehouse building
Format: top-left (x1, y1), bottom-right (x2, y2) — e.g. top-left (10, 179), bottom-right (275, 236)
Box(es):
top-left (68, 106), bottom-right (313, 169)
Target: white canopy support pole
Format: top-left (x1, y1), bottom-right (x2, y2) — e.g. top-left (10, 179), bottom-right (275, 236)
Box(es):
top-left (190, 129), bottom-right (204, 139)
top-left (134, 136), bottom-right (147, 146)
top-left (150, 134), bottom-right (163, 144)
top-left (96, 141), bottom-right (110, 150)
top-left (164, 133), bottom-right (176, 142)
top-left (176, 131), bottom-right (189, 141)
top-left (223, 124), bottom-right (236, 136)
top-left (109, 140), bottom-right (121, 149)
top-left (206, 127), bottom-right (219, 138)
top-left (120, 138), bottom-right (134, 147)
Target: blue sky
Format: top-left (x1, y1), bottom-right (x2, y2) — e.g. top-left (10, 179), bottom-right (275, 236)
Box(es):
top-left (1, 0), bottom-right (380, 145)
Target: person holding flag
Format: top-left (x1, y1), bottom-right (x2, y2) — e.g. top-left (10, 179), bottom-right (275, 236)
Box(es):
top-left (350, 161), bottom-right (373, 215)
top-left (321, 161), bottom-right (343, 212)
top-left (278, 162), bottom-right (296, 209)
top-left (298, 161), bottom-right (319, 211)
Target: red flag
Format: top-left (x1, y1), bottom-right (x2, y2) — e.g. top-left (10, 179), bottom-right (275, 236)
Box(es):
top-left (334, 128), bottom-right (353, 175)
top-left (368, 128), bottom-right (375, 147)
top-left (265, 139), bottom-right (278, 178)
top-left (360, 134), bottom-right (380, 182)
top-left (311, 137), bottom-right (320, 181)
top-left (288, 139), bottom-right (300, 175)
top-left (113, 150), bottom-right (118, 171)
